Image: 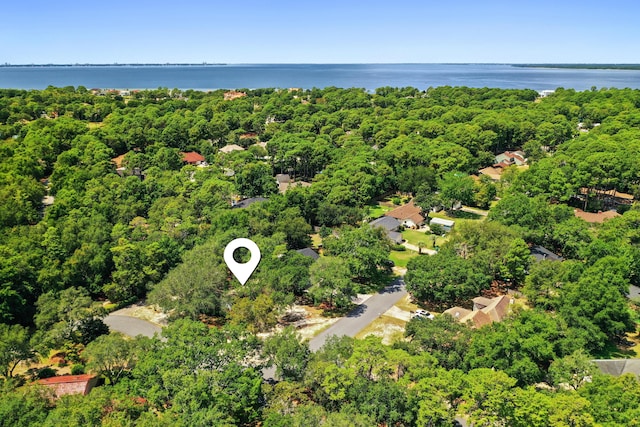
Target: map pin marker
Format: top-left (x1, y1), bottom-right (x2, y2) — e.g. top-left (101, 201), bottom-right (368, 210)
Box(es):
top-left (224, 238), bottom-right (261, 285)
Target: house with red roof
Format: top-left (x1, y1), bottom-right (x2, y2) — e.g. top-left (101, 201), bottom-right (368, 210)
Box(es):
top-left (181, 151), bottom-right (207, 166)
top-left (37, 374), bottom-right (98, 397)
top-left (494, 151), bottom-right (527, 168)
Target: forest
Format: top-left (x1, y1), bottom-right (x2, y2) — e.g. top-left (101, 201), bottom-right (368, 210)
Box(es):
top-left (1, 84), bottom-right (640, 426)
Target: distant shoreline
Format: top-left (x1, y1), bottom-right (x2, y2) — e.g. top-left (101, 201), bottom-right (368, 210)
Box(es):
top-left (513, 64), bottom-right (640, 71)
top-left (1, 63), bottom-right (639, 70)
top-left (0, 63), bottom-right (228, 68)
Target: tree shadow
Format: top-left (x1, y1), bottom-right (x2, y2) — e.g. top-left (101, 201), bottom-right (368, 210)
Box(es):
top-left (346, 304), bottom-right (367, 318)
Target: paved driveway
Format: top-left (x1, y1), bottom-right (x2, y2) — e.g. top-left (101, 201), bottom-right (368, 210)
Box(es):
top-left (309, 278), bottom-right (407, 351)
top-left (104, 313), bottom-right (163, 338)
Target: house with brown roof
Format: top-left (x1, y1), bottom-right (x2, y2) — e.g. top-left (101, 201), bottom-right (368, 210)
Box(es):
top-left (478, 166), bottom-right (503, 181)
top-left (443, 295), bottom-right (511, 328)
top-left (37, 374), bottom-right (98, 397)
top-left (573, 209), bottom-right (620, 224)
top-left (219, 144), bottom-right (245, 154)
top-left (384, 200), bottom-right (425, 228)
top-left (276, 174), bottom-right (312, 193)
top-left (181, 151), bottom-right (207, 166)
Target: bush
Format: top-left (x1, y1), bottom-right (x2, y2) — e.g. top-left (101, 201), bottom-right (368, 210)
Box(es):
top-left (391, 197), bottom-right (401, 205)
top-left (392, 244), bottom-right (406, 251)
top-left (430, 223), bottom-right (444, 235)
top-left (70, 364), bottom-right (85, 375)
top-left (34, 367), bottom-right (57, 379)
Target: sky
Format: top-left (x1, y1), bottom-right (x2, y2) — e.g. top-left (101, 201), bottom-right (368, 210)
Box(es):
top-left (2, 0), bottom-right (639, 64)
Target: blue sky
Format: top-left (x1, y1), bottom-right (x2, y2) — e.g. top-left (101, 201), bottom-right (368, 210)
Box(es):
top-left (3, 0), bottom-right (638, 64)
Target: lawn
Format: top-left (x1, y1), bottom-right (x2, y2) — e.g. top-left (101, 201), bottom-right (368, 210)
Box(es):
top-left (429, 209), bottom-right (486, 229)
top-left (389, 249), bottom-right (418, 268)
top-left (401, 229), bottom-right (447, 249)
top-left (366, 202), bottom-right (393, 219)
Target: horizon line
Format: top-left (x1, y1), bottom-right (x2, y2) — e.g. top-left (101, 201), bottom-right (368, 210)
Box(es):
top-left (2, 62), bottom-right (640, 67)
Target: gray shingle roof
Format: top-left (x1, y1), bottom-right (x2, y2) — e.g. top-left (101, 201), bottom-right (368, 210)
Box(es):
top-left (369, 216), bottom-right (401, 232)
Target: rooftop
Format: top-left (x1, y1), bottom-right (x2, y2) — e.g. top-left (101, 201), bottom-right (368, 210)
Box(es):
top-left (385, 200), bottom-right (424, 224)
top-left (369, 216), bottom-right (401, 232)
top-left (574, 209), bottom-right (620, 224)
top-left (219, 144), bottom-right (245, 153)
top-left (296, 247), bottom-right (320, 260)
top-left (181, 151), bottom-right (206, 164)
top-left (37, 374), bottom-right (98, 397)
top-left (232, 197), bottom-right (268, 209)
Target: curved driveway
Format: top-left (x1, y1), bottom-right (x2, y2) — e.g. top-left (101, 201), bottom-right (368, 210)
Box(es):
top-left (104, 313), bottom-right (163, 338)
top-left (309, 278), bottom-right (407, 351)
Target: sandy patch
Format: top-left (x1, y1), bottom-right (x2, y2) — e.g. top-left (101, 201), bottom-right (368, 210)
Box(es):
top-left (384, 305), bottom-right (412, 322)
top-left (110, 303), bottom-right (168, 326)
top-left (356, 315), bottom-right (407, 345)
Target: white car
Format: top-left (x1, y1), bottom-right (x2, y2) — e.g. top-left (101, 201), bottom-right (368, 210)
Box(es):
top-left (414, 309), bottom-right (435, 320)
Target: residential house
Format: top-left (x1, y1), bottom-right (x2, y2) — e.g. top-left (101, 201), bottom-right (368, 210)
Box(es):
top-left (539, 89), bottom-right (555, 97)
top-left (574, 208), bottom-right (620, 224)
top-left (232, 197), bottom-right (268, 209)
top-left (37, 375), bottom-right (98, 397)
top-left (369, 216), bottom-right (403, 244)
top-left (181, 151), bottom-right (207, 166)
top-left (478, 166), bottom-right (503, 181)
top-left (296, 247), bottom-right (320, 260)
top-left (443, 295), bottom-right (511, 328)
top-left (384, 200), bottom-right (425, 229)
top-left (219, 144), bottom-right (245, 154)
top-left (429, 217), bottom-right (455, 233)
top-left (276, 173), bottom-right (312, 193)
top-left (593, 359), bottom-right (640, 377)
top-left (494, 151), bottom-right (527, 168)
top-left (577, 187), bottom-right (634, 208)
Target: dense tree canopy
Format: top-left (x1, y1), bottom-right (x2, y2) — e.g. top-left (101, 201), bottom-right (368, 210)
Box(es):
top-left (2, 85), bottom-right (640, 425)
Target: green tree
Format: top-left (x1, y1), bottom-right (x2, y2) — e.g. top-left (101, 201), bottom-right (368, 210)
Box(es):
top-left (459, 368), bottom-right (517, 426)
top-left (548, 350), bottom-right (596, 390)
top-left (33, 287), bottom-right (108, 351)
top-left (405, 248), bottom-right (491, 309)
top-left (0, 324), bottom-right (34, 379)
top-left (322, 225), bottom-right (392, 282)
top-left (148, 240), bottom-right (228, 320)
top-left (83, 332), bottom-right (138, 385)
top-left (0, 384), bottom-right (54, 427)
top-left (263, 326), bottom-right (310, 381)
top-left (236, 162), bottom-right (277, 197)
top-left (439, 172), bottom-right (475, 210)
top-left (309, 257), bottom-right (355, 309)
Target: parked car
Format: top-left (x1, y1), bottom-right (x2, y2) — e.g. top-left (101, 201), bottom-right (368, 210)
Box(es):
top-left (414, 309), bottom-right (435, 320)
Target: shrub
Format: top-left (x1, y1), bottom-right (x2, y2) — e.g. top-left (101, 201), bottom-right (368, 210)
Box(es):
top-left (70, 364), bottom-right (85, 375)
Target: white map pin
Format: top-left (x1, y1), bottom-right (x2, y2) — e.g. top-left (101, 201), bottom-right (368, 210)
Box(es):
top-left (224, 238), bottom-right (261, 285)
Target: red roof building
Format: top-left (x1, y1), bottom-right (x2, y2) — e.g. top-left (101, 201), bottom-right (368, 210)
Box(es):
top-left (181, 151), bottom-right (206, 165)
top-left (37, 374), bottom-right (98, 397)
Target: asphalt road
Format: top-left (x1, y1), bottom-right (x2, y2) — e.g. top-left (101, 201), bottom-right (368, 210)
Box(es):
top-left (308, 278), bottom-right (407, 352)
top-left (104, 314), bottom-right (163, 338)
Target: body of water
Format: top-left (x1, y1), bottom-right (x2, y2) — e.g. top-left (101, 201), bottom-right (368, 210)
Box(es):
top-left (1, 64), bottom-right (639, 91)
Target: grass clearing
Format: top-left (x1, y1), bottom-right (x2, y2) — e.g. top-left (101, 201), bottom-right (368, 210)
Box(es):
top-left (310, 233), bottom-right (322, 247)
top-left (401, 229), bottom-right (447, 249)
top-left (366, 203), bottom-right (393, 219)
top-left (389, 250), bottom-right (418, 268)
top-left (394, 294), bottom-right (420, 313)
